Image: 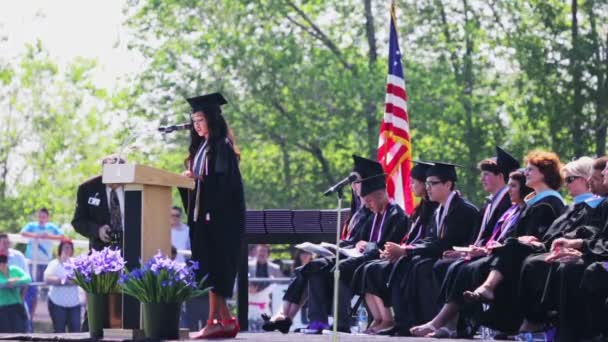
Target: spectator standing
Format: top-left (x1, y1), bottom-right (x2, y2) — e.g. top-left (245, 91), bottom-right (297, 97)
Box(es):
top-left (44, 239), bottom-right (81, 332)
top-left (0, 253), bottom-right (31, 333)
top-left (170, 206), bottom-right (190, 264)
top-left (20, 208), bottom-right (63, 327)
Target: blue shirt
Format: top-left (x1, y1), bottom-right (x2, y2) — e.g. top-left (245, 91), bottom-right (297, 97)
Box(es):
top-left (20, 222), bottom-right (63, 263)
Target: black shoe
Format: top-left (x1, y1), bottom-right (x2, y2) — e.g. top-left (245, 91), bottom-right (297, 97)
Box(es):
top-left (261, 314), bottom-right (292, 334)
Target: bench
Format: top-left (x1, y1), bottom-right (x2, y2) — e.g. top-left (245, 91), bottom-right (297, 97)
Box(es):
top-left (237, 209), bottom-right (348, 330)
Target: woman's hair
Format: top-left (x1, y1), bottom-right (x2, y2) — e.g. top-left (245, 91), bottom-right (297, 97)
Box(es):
top-left (186, 106), bottom-right (240, 168)
top-left (524, 150), bottom-right (564, 190)
top-left (509, 170), bottom-right (534, 199)
top-left (562, 156), bottom-right (594, 179)
top-left (57, 239), bottom-right (74, 257)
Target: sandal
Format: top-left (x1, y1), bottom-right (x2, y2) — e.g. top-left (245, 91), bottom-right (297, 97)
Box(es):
top-left (428, 326), bottom-right (457, 338)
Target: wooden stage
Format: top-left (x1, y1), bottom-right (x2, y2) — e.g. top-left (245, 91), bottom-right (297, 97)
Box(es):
top-left (0, 331), bottom-right (474, 341)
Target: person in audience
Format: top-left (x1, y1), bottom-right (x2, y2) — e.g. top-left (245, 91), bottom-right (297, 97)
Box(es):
top-left (170, 206), bottom-right (190, 264)
top-left (0, 252), bottom-right (32, 333)
top-left (0, 234), bottom-right (31, 331)
top-left (261, 155), bottom-right (373, 334)
top-left (293, 250), bottom-right (312, 270)
top-left (248, 244), bottom-right (284, 293)
top-left (350, 160), bottom-right (438, 334)
top-left (515, 157), bottom-right (597, 336)
top-left (536, 156), bottom-right (608, 341)
top-left (411, 150), bottom-right (566, 337)
top-left (20, 207), bottom-right (63, 327)
top-left (44, 239), bottom-right (81, 333)
top-left (372, 161), bottom-right (481, 336)
top-left (304, 157), bottom-right (409, 333)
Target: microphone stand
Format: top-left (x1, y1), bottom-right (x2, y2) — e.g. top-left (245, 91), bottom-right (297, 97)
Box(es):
top-left (331, 187), bottom-right (344, 342)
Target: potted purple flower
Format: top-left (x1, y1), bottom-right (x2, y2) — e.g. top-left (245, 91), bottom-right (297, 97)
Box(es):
top-left (120, 251), bottom-right (207, 340)
top-left (65, 247), bottom-right (125, 338)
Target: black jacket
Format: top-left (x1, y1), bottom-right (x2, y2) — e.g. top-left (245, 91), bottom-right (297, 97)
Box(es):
top-left (71, 176), bottom-right (112, 251)
top-left (409, 193), bottom-right (481, 259)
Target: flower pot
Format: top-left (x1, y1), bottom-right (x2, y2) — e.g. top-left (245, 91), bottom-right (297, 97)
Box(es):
top-left (86, 293), bottom-right (110, 338)
top-left (143, 302), bottom-right (181, 340)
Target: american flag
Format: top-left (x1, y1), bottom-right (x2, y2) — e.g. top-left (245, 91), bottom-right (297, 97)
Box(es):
top-left (377, 1), bottom-right (414, 214)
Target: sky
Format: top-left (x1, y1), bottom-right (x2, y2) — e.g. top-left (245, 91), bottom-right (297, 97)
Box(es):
top-left (0, 0), bottom-right (143, 88)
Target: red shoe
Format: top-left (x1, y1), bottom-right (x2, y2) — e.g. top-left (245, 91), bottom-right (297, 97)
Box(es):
top-left (220, 317), bottom-right (240, 338)
top-left (191, 319), bottom-right (225, 339)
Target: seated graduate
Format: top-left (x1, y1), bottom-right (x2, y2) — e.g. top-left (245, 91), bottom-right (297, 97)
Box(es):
top-left (260, 155), bottom-right (373, 334)
top-left (410, 150), bottom-right (567, 337)
top-left (535, 156), bottom-right (608, 341)
top-left (515, 157), bottom-right (598, 335)
top-left (349, 161), bottom-right (437, 334)
top-left (368, 161), bottom-right (481, 336)
top-left (304, 157), bottom-right (409, 333)
top-left (432, 147), bottom-right (519, 295)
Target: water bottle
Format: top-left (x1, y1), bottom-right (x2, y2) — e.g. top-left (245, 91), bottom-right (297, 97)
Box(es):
top-left (480, 325), bottom-right (496, 340)
top-left (356, 306), bottom-right (368, 333)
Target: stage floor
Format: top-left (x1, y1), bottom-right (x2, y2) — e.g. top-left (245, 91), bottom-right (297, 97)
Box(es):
top-left (0, 331), bottom-right (474, 341)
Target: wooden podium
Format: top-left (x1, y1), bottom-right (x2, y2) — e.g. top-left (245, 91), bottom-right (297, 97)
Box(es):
top-left (102, 163), bottom-right (194, 329)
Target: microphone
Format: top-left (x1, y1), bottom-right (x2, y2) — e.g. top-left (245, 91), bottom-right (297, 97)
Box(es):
top-left (158, 123), bottom-right (192, 133)
top-left (323, 172), bottom-right (360, 196)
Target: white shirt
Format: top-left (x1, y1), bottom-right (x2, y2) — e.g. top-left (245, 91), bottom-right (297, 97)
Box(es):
top-left (105, 185), bottom-right (125, 229)
top-left (8, 248), bottom-right (30, 277)
top-left (171, 223), bottom-right (190, 263)
top-left (44, 258), bottom-right (80, 308)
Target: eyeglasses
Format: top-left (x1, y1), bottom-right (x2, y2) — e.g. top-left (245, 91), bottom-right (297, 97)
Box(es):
top-left (171, 214), bottom-right (181, 218)
top-left (425, 180), bottom-right (443, 187)
top-left (565, 176), bottom-right (581, 184)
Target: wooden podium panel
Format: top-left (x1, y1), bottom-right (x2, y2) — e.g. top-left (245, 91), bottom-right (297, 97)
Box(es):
top-left (102, 164), bottom-right (194, 329)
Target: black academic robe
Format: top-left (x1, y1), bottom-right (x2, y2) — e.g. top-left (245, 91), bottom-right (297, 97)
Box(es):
top-left (306, 202), bottom-right (408, 328)
top-left (390, 193), bottom-right (481, 333)
top-left (351, 199), bottom-right (438, 302)
top-left (445, 195), bottom-right (565, 333)
top-left (474, 188), bottom-right (513, 246)
top-left (517, 200), bottom-right (601, 330)
top-left (71, 175), bottom-right (113, 252)
top-left (282, 207), bottom-right (373, 304)
top-left (180, 139), bottom-right (245, 298)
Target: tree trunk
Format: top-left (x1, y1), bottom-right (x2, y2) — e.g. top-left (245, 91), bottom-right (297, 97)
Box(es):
top-left (570, 0), bottom-right (586, 157)
top-left (364, 0), bottom-right (379, 158)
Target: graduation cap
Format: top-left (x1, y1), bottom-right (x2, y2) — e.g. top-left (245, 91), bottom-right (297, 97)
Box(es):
top-left (411, 160), bottom-right (435, 181)
top-left (426, 161), bottom-right (460, 182)
top-left (352, 156), bottom-right (386, 197)
top-left (496, 146), bottom-right (520, 176)
top-left (352, 155), bottom-right (383, 180)
top-left (186, 92), bottom-right (228, 113)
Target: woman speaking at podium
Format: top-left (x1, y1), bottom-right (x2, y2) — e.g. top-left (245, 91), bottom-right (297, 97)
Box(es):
top-left (181, 92), bottom-right (245, 339)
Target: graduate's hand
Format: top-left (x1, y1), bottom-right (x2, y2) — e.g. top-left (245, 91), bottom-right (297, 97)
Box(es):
top-left (518, 235), bottom-right (539, 245)
top-left (98, 225), bottom-right (111, 243)
top-left (355, 240), bottom-right (368, 252)
top-left (486, 241), bottom-right (503, 251)
top-left (465, 246), bottom-right (488, 260)
top-left (546, 247), bottom-right (582, 263)
top-left (443, 250), bottom-right (466, 259)
top-left (182, 170), bottom-right (194, 178)
top-left (384, 242), bottom-right (406, 262)
top-left (551, 238), bottom-right (583, 252)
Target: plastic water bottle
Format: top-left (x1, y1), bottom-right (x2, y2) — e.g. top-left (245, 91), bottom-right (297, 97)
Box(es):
top-left (479, 304), bottom-right (496, 340)
top-left (356, 306), bottom-right (368, 333)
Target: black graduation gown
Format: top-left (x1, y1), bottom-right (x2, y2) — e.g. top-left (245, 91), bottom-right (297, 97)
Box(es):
top-left (180, 139), bottom-right (245, 298)
top-left (551, 198), bottom-right (608, 340)
top-left (282, 207), bottom-right (373, 304)
top-left (71, 175), bottom-right (113, 252)
top-left (440, 195), bottom-right (564, 333)
top-left (518, 200), bottom-right (602, 326)
top-left (391, 193), bottom-right (481, 332)
top-left (306, 203), bottom-right (408, 327)
top-left (432, 190), bottom-right (513, 301)
top-left (351, 199), bottom-right (438, 303)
